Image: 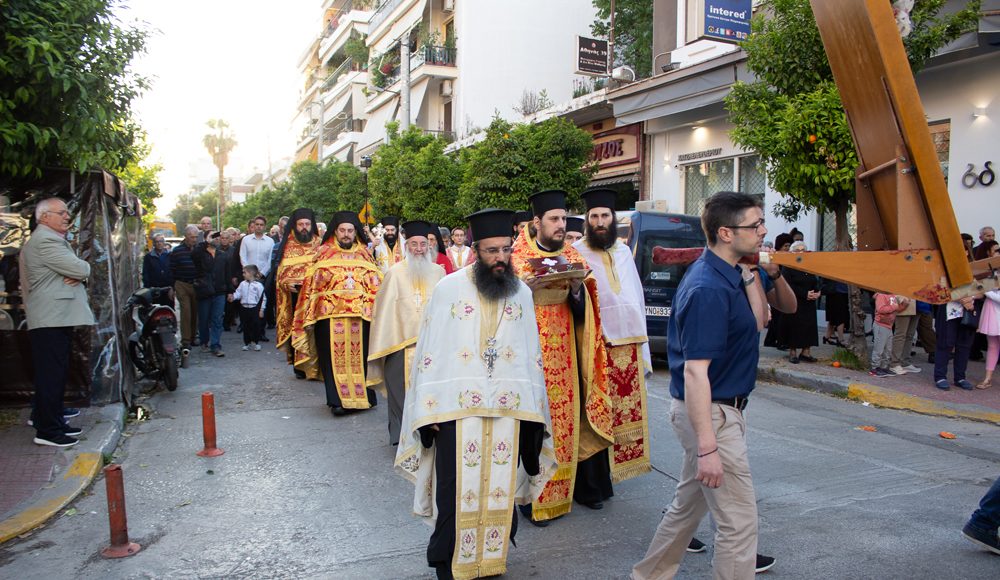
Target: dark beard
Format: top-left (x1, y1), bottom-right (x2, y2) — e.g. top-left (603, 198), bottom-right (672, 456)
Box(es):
top-left (294, 229), bottom-right (313, 244)
top-left (338, 240), bottom-right (354, 250)
top-left (536, 234), bottom-right (564, 252)
top-left (385, 234), bottom-right (397, 248)
top-left (473, 259), bottom-right (520, 301)
top-left (586, 220), bottom-right (618, 250)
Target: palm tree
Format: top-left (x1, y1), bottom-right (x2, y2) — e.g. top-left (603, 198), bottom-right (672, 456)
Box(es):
top-left (202, 119), bottom-right (237, 217)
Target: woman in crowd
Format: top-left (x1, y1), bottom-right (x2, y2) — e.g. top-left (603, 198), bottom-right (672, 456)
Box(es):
top-left (764, 233), bottom-right (794, 351)
top-left (822, 279), bottom-right (850, 347)
top-left (780, 241), bottom-right (821, 363)
top-left (193, 232), bottom-right (233, 357)
top-left (427, 228), bottom-right (455, 275)
top-left (976, 240), bottom-right (1000, 389)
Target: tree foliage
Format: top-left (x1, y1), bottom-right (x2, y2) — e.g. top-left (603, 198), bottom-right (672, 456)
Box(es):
top-left (725, 0), bottom-right (980, 237)
top-left (0, 0), bottom-right (149, 177)
top-left (458, 116), bottom-right (595, 215)
top-left (119, 137), bottom-right (162, 225)
top-left (368, 123), bottom-right (464, 226)
top-left (591, 0), bottom-right (653, 78)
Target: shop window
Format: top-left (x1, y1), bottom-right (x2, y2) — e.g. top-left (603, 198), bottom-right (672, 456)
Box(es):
top-left (737, 155), bottom-right (766, 204)
top-left (819, 206), bottom-right (857, 251)
top-left (929, 120), bottom-right (950, 185)
top-left (683, 158), bottom-right (734, 216)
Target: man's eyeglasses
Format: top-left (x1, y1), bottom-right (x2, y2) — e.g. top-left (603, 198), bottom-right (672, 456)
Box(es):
top-left (480, 246), bottom-right (513, 256)
top-left (725, 219), bottom-right (766, 232)
top-left (46, 209), bottom-right (71, 217)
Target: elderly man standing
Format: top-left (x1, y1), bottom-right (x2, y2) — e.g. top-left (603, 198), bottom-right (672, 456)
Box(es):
top-left (368, 220), bottom-right (445, 445)
top-left (573, 188), bottom-right (652, 484)
top-left (170, 225), bottom-right (200, 348)
top-left (272, 208), bottom-right (321, 379)
top-left (22, 198), bottom-right (94, 447)
top-left (394, 209), bottom-right (555, 580)
top-left (292, 212), bottom-right (382, 415)
top-left (511, 189), bottom-right (611, 525)
top-left (197, 215), bottom-right (213, 243)
top-left (143, 234), bottom-right (173, 288)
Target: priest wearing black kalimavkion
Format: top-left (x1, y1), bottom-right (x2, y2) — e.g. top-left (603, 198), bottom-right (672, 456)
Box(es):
top-left (374, 215), bottom-right (403, 273)
top-left (395, 209), bottom-right (556, 580)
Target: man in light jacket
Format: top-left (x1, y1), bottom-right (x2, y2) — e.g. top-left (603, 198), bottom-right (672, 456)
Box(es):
top-left (21, 198), bottom-right (95, 447)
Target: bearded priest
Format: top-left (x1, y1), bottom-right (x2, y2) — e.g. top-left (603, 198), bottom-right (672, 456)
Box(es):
top-left (510, 189), bottom-right (613, 525)
top-left (272, 208), bottom-right (321, 379)
top-left (395, 209), bottom-right (555, 580)
top-left (374, 215), bottom-right (403, 273)
top-left (368, 220), bottom-right (446, 445)
top-left (291, 211), bottom-right (383, 416)
top-left (573, 188), bottom-right (652, 484)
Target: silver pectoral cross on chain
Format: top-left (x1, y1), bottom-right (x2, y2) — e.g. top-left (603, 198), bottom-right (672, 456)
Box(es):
top-left (482, 337), bottom-right (498, 379)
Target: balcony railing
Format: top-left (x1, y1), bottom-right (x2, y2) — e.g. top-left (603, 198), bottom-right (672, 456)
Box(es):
top-left (324, 57), bottom-right (354, 88)
top-left (323, 0), bottom-right (355, 37)
top-left (423, 129), bottom-right (455, 143)
top-left (324, 117), bottom-right (364, 145)
top-left (410, 45), bottom-right (457, 69)
top-left (369, 0), bottom-right (405, 33)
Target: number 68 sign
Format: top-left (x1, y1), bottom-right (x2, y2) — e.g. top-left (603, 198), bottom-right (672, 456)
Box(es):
top-left (963, 161), bottom-right (995, 188)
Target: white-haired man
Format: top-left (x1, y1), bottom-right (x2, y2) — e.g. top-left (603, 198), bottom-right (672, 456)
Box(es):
top-left (368, 220), bottom-right (446, 445)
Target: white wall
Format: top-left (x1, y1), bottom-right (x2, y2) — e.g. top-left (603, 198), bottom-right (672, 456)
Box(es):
top-left (916, 52), bottom-right (1000, 236)
top-left (648, 117), bottom-right (821, 248)
top-left (454, 0), bottom-right (598, 135)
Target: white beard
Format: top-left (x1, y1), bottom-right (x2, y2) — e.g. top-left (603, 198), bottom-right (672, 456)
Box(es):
top-left (404, 248), bottom-right (440, 287)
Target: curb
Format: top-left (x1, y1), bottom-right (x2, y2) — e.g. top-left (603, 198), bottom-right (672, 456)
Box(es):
top-left (759, 364), bottom-right (1000, 425)
top-left (0, 404), bottom-right (125, 544)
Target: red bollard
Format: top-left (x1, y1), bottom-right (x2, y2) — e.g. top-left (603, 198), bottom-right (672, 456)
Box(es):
top-left (100, 464), bottom-right (141, 559)
top-left (196, 391), bottom-right (225, 457)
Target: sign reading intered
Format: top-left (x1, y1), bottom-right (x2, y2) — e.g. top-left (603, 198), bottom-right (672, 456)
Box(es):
top-left (576, 36), bottom-right (609, 76)
top-left (688, 0), bottom-right (752, 44)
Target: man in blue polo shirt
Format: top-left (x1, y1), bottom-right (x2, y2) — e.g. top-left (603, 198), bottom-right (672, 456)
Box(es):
top-left (633, 191), bottom-right (790, 580)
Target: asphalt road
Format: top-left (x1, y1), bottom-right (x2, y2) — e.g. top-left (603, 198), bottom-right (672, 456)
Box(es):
top-left (1, 331), bottom-right (999, 579)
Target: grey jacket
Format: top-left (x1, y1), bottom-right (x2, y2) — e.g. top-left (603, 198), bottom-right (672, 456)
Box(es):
top-left (21, 224), bottom-right (95, 330)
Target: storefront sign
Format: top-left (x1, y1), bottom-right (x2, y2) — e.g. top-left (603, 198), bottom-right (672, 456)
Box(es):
top-left (686, 0), bottom-right (752, 45)
top-left (677, 148), bottom-right (722, 162)
top-left (576, 36), bottom-right (609, 76)
top-left (591, 124), bottom-right (641, 171)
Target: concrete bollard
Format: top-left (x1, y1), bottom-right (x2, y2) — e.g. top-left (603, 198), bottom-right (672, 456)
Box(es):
top-left (100, 465), bottom-right (141, 559)
top-left (196, 391), bottom-right (225, 457)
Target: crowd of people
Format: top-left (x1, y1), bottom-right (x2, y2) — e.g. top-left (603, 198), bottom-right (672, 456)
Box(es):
top-left (759, 226), bottom-right (998, 391)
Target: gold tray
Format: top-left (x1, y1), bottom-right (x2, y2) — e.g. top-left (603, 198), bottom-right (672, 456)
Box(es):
top-left (531, 268), bottom-right (589, 283)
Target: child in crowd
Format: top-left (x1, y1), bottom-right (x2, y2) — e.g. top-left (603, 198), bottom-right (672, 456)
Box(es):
top-left (228, 265), bottom-right (266, 351)
top-left (870, 292), bottom-right (908, 377)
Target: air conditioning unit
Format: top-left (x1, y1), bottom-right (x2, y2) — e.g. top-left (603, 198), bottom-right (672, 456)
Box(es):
top-left (443, 0), bottom-right (455, 13)
top-left (440, 79), bottom-right (454, 97)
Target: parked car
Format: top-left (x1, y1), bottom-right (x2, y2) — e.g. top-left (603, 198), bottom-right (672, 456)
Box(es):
top-left (616, 211), bottom-right (706, 357)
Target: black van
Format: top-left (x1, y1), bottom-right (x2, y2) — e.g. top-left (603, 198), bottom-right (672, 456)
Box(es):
top-left (617, 211), bottom-right (706, 357)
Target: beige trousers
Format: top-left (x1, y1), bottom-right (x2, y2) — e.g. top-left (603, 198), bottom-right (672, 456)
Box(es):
top-left (632, 399), bottom-right (757, 580)
top-left (174, 280), bottom-right (198, 345)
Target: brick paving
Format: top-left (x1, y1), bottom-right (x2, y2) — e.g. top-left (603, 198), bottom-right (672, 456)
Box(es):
top-left (0, 409), bottom-right (67, 516)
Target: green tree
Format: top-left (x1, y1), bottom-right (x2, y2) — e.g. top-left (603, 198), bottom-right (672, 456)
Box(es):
top-left (368, 123), bottom-right (464, 226)
top-left (120, 144), bottom-right (163, 226)
top-left (288, 159), bottom-right (366, 223)
top-left (169, 189), bottom-right (221, 231)
top-left (725, 0), bottom-right (980, 359)
top-left (458, 116), bottom-right (595, 215)
top-left (0, 0), bottom-right (149, 177)
top-left (591, 0), bottom-right (653, 78)
top-left (203, 119), bottom-right (237, 217)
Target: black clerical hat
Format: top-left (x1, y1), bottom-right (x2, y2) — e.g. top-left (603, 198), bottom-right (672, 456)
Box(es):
top-left (332, 210), bottom-right (360, 229)
top-left (566, 216), bottom-right (584, 234)
top-left (381, 216), bottom-right (400, 228)
top-left (468, 209), bottom-right (516, 241)
top-left (402, 220), bottom-right (434, 239)
top-left (529, 189), bottom-right (567, 217)
top-left (512, 210), bottom-right (532, 225)
top-left (580, 188), bottom-right (618, 211)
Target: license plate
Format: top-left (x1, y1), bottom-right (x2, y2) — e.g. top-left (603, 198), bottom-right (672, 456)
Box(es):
top-left (645, 306), bottom-right (671, 317)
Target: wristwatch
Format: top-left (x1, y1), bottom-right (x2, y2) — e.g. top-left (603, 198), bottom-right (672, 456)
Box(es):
top-left (743, 272), bottom-right (756, 287)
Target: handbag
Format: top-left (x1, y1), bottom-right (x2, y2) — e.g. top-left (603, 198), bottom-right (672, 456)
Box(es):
top-left (960, 300), bottom-right (983, 328)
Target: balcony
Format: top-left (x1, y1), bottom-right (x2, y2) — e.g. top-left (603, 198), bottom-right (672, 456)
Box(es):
top-left (369, 0), bottom-right (407, 34)
top-left (410, 45), bottom-right (457, 69)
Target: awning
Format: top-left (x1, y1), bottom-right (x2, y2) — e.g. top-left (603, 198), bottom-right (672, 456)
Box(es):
top-left (357, 98), bottom-right (399, 151)
top-left (590, 173), bottom-right (639, 188)
top-left (407, 79), bottom-right (429, 125)
top-left (370, 0), bottom-right (427, 45)
top-left (294, 140), bottom-right (318, 163)
top-left (323, 88), bottom-right (352, 121)
top-left (611, 61), bottom-right (749, 126)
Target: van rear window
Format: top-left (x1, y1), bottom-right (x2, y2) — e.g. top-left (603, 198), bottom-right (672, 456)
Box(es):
top-left (639, 234), bottom-right (705, 289)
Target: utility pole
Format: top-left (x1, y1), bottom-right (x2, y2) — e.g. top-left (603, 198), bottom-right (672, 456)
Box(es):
top-left (316, 97), bottom-right (325, 163)
top-left (401, 39), bottom-right (411, 130)
top-left (608, 0), bottom-right (616, 75)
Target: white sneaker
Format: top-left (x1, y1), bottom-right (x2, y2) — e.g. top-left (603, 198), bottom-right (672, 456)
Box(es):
top-left (253, 343), bottom-right (261, 351)
top-left (889, 365), bottom-right (908, 375)
top-left (902, 364), bottom-right (921, 373)
top-left (241, 345), bottom-right (250, 351)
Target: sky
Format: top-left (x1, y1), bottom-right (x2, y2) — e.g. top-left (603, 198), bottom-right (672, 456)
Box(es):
top-left (117, 1), bottom-right (320, 216)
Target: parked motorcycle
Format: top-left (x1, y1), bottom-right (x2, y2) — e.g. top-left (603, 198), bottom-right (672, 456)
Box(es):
top-left (124, 287), bottom-right (184, 391)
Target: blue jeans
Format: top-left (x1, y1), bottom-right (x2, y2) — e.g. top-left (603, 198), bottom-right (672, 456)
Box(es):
top-left (967, 476), bottom-right (1000, 535)
top-left (198, 295), bottom-right (225, 351)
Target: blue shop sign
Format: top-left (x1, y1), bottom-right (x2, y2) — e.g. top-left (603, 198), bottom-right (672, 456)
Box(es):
top-left (701, 0), bottom-right (752, 44)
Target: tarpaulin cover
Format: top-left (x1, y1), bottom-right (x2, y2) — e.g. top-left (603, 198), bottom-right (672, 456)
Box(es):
top-left (0, 169), bottom-right (143, 407)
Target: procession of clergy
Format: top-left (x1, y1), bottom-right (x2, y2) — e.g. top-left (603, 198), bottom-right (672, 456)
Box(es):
top-left (272, 188), bottom-right (651, 580)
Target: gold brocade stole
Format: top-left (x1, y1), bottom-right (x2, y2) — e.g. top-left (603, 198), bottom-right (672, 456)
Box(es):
top-left (276, 252), bottom-right (316, 349)
top-left (606, 343), bottom-right (651, 483)
top-left (600, 249), bottom-right (622, 294)
top-left (453, 417), bottom-right (520, 580)
top-left (328, 317), bottom-right (372, 409)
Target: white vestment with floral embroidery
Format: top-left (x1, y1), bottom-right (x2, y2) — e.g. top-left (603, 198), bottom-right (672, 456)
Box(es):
top-left (394, 268), bottom-right (556, 580)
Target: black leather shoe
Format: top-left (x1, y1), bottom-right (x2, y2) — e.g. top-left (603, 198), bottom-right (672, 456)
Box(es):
top-left (582, 501), bottom-right (604, 510)
top-left (331, 406), bottom-right (347, 416)
top-left (294, 369), bottom-right (306, 380)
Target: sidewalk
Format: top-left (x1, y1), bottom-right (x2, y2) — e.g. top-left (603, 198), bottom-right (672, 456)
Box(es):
top-left (0, 404), bottom-right (124, 543)
top-left (757, 336), bottom-right (1000, 423)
